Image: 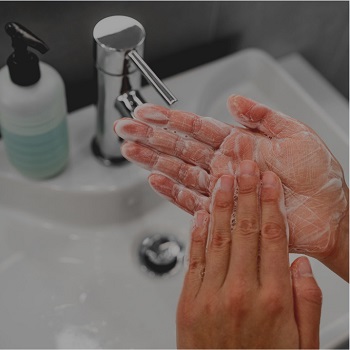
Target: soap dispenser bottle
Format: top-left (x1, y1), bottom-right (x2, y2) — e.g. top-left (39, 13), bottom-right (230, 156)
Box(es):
top-left (0, 22), bottom-right (69, 179)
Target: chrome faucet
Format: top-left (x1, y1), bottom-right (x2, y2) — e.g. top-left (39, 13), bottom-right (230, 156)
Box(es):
top-left (92, 15), bottom-right (177, 165)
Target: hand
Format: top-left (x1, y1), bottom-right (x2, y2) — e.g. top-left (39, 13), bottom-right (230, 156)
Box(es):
top-left (177, 161), bottom-right (322, 349)
top-left (114, 95), bottom-right (349, 280)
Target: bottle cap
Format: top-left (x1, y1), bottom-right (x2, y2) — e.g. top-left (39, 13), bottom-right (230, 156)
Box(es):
top-left (5, 22), bottom-right (49, 86)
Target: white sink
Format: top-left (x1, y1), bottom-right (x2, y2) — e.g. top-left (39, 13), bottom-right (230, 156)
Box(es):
top-left (0, 49), bottom-right (348, 348)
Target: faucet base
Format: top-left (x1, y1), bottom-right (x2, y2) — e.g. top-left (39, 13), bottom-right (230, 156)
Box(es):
top-left (91, 137), bottom-right (128, 166)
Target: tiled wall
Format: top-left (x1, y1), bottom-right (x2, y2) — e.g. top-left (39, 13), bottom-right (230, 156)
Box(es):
top-left (0, 1), bottom-right (348, 111)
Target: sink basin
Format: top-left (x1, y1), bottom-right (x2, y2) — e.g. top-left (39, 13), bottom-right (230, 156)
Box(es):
top-left (0, 49), bottom-right (348, 348)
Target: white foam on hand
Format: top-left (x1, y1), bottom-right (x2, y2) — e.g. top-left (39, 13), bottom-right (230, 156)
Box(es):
top-left (115, 95), bottom-right (348, 260)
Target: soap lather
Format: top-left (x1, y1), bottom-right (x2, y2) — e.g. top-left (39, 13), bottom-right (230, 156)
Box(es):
top-left (92, 15), bottom-right (177, 166)
top-left (0, 22), bottom-right (69, 179)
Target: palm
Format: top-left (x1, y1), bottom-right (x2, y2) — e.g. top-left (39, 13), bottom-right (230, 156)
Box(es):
top-left (210, 126), bottom-right (345, 258)
top-left (115, 96), bottom-right (348, 259)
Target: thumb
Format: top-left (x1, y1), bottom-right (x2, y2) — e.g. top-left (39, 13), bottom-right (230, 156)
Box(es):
top-left (291, 257), bottom-right (322, 349)
top-left (227, 95), bottom-right (307, 138)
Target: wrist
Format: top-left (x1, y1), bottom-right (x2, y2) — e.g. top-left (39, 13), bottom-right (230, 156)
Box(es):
top-left (321, 185), bottom-right (349, 282)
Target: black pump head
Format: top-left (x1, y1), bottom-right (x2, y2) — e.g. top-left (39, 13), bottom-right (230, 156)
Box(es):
top-left (5, 22), bottom-right (49, 86)
top-left (5, 22), bottom-right (49, 54)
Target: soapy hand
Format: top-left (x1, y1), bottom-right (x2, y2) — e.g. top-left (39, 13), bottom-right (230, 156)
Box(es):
top-left (114, 95), bottom-right (349, 278)
top-left (177, 163), bottom-right (322, 349)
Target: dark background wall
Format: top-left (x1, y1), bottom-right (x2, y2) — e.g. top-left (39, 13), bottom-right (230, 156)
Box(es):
top-left (0, 1), bottom-right (348, 112)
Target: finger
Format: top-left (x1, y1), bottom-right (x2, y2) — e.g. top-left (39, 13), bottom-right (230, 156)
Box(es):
top-left (259, 171), bottom-right (290, 288)
top-left (115, 118), bottom-right (214, 170)
top-left (218, 127), bottom-right (256, 160)
top-left (148, 173), bottom-right (210, 214)
top-left (181, 211), bottom-right (210, 300)
top-left (227, 95), bottom-right (307, 139)
top-left (226, 160), bottom-right (260, 286)
top-left (202, 175), bottom-right (235, 292)
top-left (209, 129), bottom-right (259, 183)
top-left (134, 103), bottom-right (232, 148)
top-left (121, 141), bottom-right (211, 194)
top-left (291, 257), bottom-right (322, 349)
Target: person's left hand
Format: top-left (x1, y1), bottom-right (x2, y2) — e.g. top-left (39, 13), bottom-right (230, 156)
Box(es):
top-left (114, 97), bottom-right (348, 275)
top-left (176, 160), bottom-right (322, 349)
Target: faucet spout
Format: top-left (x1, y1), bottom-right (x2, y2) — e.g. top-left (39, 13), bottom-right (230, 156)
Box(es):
top-left (92, 16), bottom-right (177, 166)
top-left (128, 50), bottom-right (178, 106)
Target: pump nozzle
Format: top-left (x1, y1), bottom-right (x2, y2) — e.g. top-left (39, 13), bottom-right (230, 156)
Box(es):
top-left (5, 22), bottom-right (49, 54)
top-left (5, 22), bottom-right (49, 86)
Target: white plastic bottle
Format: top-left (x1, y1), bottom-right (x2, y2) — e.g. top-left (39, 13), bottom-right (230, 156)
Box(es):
top-left (0, 22), bottom-right (69, 179)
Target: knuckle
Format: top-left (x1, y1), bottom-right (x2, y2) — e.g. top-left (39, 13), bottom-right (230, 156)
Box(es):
top-left (223, 288), bottom-right (249, 318)
top-left (214, 193), bottom-right (233, 210)
top-left (235, 218), bottom-right (259, 236)
top-left (145, 125), bottom-right (154, 139)
top-left (239, 182), bottom-right (258, 194)
top-left (177, 303), bottom-right (197, 330)
top-left (178, 162), bottom-right (190, 182)
top-left (191, 228), bottom-right (207, 245)
top-left (187, 257), bottom-right (202, 273)
top-left (238, 173), bottom-right (259, 195)
top-left (204, 300), bottom-right (216, 316)
top-left (210, 231), bottom-right (231, 250)
top-left (193, 197), bottom-right (207, 212)
top-left (261, 186), bottom-right (279, 202)
top-left (192, 295), bottom-right (218, 318)
top-left (172, 185), bottom-right (181, 201)
top-left (149, 151), bottom-right (160, 169)
top-left (261, 221), bottom-right (285, 241)
top-left (192, 116), bottom-right (203, 134)
top-left (226, 289), bottom-right (245, 308)
top-left (261, 290), bottom-right (286, 315)
top-left (298, 286), bottom-right (323, 306)
top-left (173, 186), bottom-right (195, 212)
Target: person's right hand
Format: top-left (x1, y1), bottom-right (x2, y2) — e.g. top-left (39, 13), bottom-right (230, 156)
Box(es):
top-left (177, 162), bottom-right (322, 349)
top-left (114, 95), bottom-right (349, 280)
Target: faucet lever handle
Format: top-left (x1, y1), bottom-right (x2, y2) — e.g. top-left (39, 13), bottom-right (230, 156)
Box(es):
top-left (128, 50), bottom-right (178, 106)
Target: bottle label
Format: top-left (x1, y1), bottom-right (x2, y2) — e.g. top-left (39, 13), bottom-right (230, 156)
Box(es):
top-left (0, 97), bottom-right (67, 136)
top-left (1, 118), bottom-right (69, 179)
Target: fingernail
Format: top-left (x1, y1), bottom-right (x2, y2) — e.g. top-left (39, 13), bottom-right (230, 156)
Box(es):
top-left (113, 121), bottom-right (118, 133)
top-left (298, 258), bottom-right (313, 277)
top-left (114, 120), bottom-right (121, 134)
top-left (113, 118), bottom-right (128, 136)
top-left (239, 160), bottom-right (257, 176)
top-left (220, 175), bottom-right (234, 192)
top-left (262, 171), bottom-right (278, 188)
top-left (227, 95), bottom-right (239, 111)
top-left (135, 104), bottom-right (168, 122)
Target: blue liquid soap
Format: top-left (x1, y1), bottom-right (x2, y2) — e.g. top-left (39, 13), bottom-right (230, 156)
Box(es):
top-left (2, 118), bottom-right (69, 179)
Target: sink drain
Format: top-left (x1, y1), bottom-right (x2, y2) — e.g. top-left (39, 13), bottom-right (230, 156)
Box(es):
top-left (139, 234), bottom-right (184, 276)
